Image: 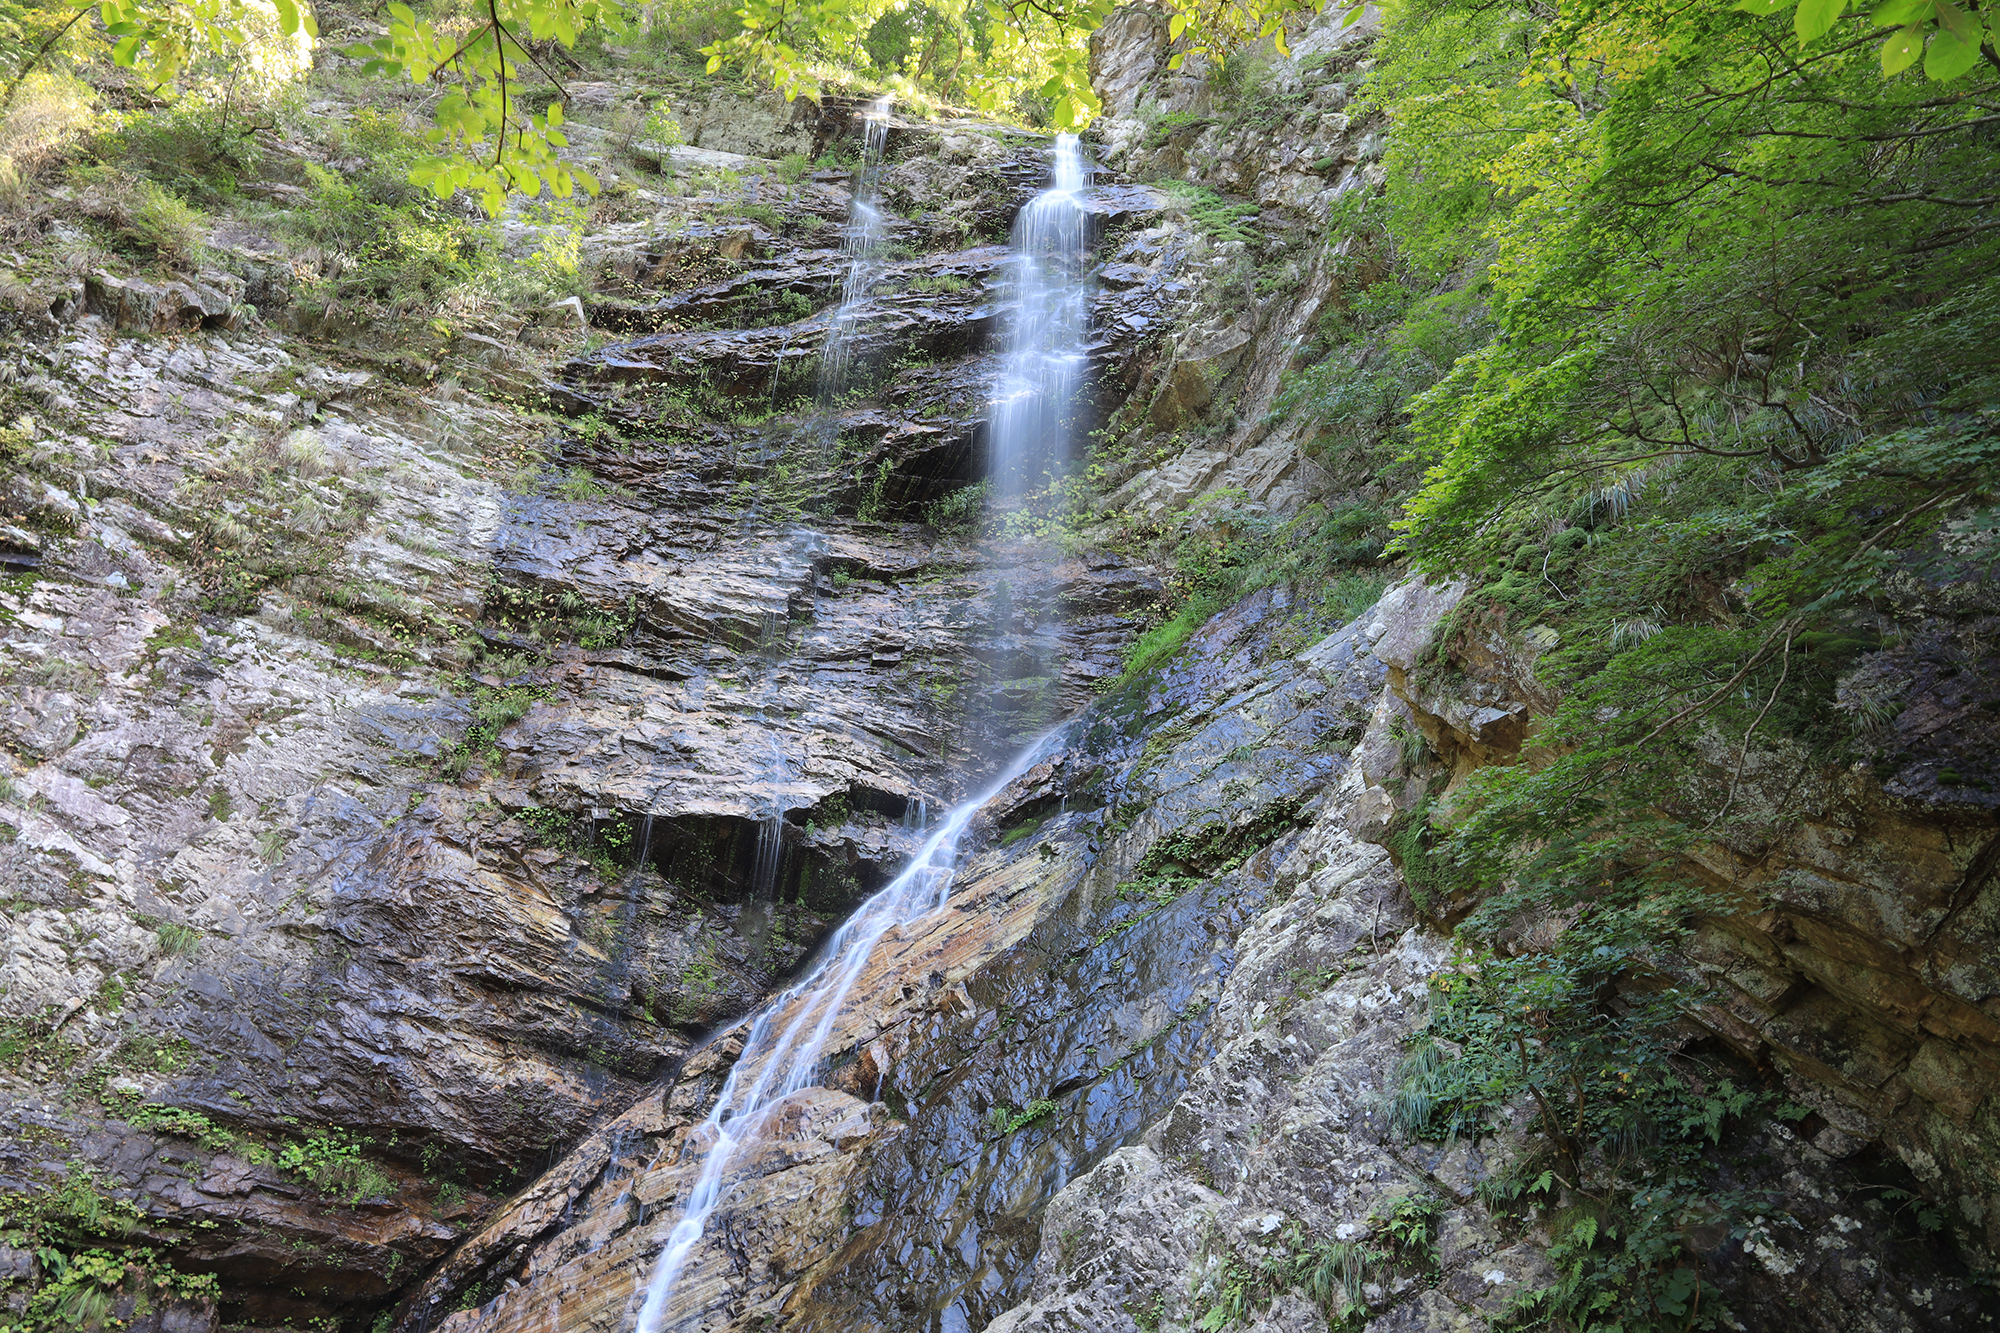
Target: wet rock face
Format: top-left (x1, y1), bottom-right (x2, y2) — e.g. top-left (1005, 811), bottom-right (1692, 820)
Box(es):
top-left (987, 585), bottom-right (1991, 1333)
top-left (556, 118), bottom-right (1188, 517)
top-left (413, 580), bottom-right (1993, 1333)
top-left (0, 92), bottom-right (1177, 1332)
top-left (397, 587), bottom-right (1388, 1333)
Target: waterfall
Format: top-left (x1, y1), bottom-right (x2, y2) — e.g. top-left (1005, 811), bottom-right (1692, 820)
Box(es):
top-left (628, 727), bottom-right (1066, 1333)
top-left (817, 96), bottom-right (895, 409)
top-left (624, 134), bottom-right (1096, 1333)
top-left (987, 133), bottom-right (1092, 506)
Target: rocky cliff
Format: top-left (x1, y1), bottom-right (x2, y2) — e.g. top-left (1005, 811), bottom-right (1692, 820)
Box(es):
top-left (1, 4), bottom-right (1995, 1333)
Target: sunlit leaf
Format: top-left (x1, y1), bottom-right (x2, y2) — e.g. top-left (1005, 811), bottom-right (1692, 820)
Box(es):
top-left (1794, 0), bottom-right (1849, 41)
top-left (1868, 0), bottom-right (1931, 24)
top-left (1923, 22), bottom-right (1982, 74)
top-left (1880, 22), bottom-right (1924, 69)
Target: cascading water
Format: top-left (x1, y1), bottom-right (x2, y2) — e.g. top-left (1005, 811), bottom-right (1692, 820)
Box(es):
top-left (625, 134), bottom-right (1098, 1333)
top-left (987, 133), bottom-right (1092, 506)
top-left (975, 134), bottom-right (1093, 750)
top-left (817, 96), bottom-right (895, 409)
top-left (627, 727), bottom-right (1067, 1333)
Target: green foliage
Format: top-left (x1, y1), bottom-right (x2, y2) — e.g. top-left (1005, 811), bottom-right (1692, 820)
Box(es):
top-left (1156, 181), bottom-right (1259, 246)
top-left (988, 1097), bottom-right (1057, 1134)
top-left (1386, 893), bottom-right (1779, 1330)
top-left (1381, 797), bottom-right (1448, 917)
top-left (924, 479), bottom-right (987, 533)
top-left (1277, 270), bottom-right (1489, 485)
top-left (1343, 42), bottom-right (2000, 1331)
top-left (351, 0), bottom-right (622, 215)
top-left (1142, 106), bottom-right (1216, 148)
top-left (909, 271), bottom-right (968, 294)
top-left (516, 804), bottom-right (589, 853)
top-left (483, 577), bottom-right (638, 649)
top-left (0, 1161), bottom-right (219, 1333)
top-left (1114, 494), bottom-right (1394, 687)
top-left (284, 139), bottom-right (491, 322)
top-left (117, 178), bottom-right (208, 266)
top-left (1372, 0), bottom-right (2000, 572)
top-left (1733, 0), bottom-right (2000, 80)
top-left (1, 1245), bottom-right (220, 1333)
top-left (154, 921), bottom-right (201, 956)
top-left (640, 98), bottom-right (684, 146)
top-left (123, 1104), bottom-right (237, 1153)
top-left (277, 1127), bottom-right (395, 1205)
top-left (1193, 1201), bottom-right (1439, 1331)
top-left (441, 681), bottom-right (550, 783)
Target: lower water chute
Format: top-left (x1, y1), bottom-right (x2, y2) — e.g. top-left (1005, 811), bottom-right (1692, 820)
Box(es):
top-left (628, 727), bottom-right (1068, 1333)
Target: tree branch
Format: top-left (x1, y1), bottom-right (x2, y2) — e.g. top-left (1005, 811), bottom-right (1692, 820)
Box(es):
top-left (1, 6), bottom-right (91, 114)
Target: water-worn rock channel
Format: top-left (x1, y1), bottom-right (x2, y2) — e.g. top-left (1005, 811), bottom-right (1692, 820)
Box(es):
top-left (2, 7), bottom-right (1998, 1333)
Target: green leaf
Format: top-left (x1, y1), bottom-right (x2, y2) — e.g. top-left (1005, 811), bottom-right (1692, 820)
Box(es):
top-left (1168, 11), bottom-right (1186, 37)
top-left (1923, 21), bottom-right (1983, 74)
top-left (1881, 22), bottom-right (1925, 69)
top-left (272, 0), bottom-right (299, 33)
top-left (1794, 0), bottom-right (1850, 41)
top-left (1733, 0), bottom-right (1798, 13)
top-left (1869, 0), bottom-right (1931, 24)
top-left (1932, 0), bottom-right (1977, 41)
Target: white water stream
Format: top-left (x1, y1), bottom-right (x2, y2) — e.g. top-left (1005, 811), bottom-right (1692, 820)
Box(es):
top-left (987, 133), bottom-right (1091, 505)
top-left (627, 128), bottom-right (1096, 1333)
top-left (628, 726), bottom-right (1066, 1333)
top-left (817, 95), bottom-right (895, 407)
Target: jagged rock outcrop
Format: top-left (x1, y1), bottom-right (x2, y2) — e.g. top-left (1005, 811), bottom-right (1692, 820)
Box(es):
top-left (1075, 6), bottom-right (1385, 529)
top-left (0, 90), bottom-right (1177, 1332)
top-left (1343, 571), bottom-right (2000, 1278)
top-left (986, 582), bottom-right (1993, 1333)
top-left (392, 585), bottom-right (1386, 1333)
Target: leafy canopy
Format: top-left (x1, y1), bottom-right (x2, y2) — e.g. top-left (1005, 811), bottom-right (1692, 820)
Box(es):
top-left (1330, 0), bottom-right (2000, 1321)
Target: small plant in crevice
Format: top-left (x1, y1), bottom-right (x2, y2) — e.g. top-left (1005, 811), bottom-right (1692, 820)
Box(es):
top-left (987, 1098), bottom-right (1058, 1136)
top-left (438, 683), bottom-right (551, 784)
top-left (278, 1127), bottom-right (396, 1205)
top-left (0, 1162), bottom-right (222, 1332)
top-left (924, 478), bottom-right (988, 535)
top-left (1191, 1199), bottom-right (1438, 1331)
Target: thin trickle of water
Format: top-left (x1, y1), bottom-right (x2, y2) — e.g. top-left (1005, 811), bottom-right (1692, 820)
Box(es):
top-left (627, 727), bottom-right (1068, 1333)
top-left (748, 608), bottom-right (791, 911)
top-left (630, 807), bottom-right (656, 885)
top-left (988, 133), bottom-right (1092, 505)
top-left (817, 95), bottom-right (895, 409)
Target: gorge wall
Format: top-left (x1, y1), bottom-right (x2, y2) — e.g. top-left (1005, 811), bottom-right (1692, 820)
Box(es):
top-left (0, 4), bottom-right (1995, 1333)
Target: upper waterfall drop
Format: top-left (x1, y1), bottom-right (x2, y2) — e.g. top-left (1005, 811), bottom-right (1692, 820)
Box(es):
top-left (987, 132), bottom-right (1093, 507)
top-left (818, 95), bottom-right (895, 408)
